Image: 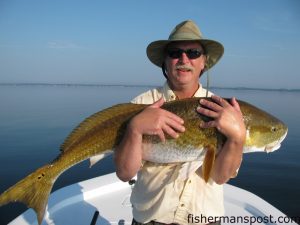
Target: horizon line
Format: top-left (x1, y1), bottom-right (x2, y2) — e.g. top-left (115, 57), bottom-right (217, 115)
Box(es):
top-left (0, 82), bottom-right (299, 92)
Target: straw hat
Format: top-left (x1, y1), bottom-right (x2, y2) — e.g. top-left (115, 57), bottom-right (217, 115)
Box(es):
top-left (146, 20), bottom-right (224, 71)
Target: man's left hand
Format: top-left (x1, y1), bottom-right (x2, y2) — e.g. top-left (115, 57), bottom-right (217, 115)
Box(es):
top-left (197, 95), bottom-right (246, 143)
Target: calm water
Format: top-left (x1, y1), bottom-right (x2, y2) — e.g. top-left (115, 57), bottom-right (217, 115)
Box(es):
top-left (0, 84), bottom-right (299, 224)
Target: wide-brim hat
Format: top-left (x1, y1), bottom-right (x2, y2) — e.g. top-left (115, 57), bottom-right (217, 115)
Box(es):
top-left (147, 20), bottom-right (224, 71)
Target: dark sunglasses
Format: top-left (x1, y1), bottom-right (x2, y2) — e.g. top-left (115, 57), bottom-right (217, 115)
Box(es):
top-left (167, 48), bottom-right (204, 59)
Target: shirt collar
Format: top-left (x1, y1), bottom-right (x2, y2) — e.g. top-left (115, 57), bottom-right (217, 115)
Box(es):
top-left (162, 81), bottom-right (206, 101)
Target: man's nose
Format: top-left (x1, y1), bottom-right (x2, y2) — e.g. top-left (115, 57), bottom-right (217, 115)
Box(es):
top-left (179, 52), bottom-right (189, 63)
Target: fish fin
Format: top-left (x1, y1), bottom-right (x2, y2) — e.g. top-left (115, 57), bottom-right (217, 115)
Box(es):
top-left (89, 151), bottom-right (113, 168)
top-left (60, 103), bottom-right (146, 152)
top-left (0, 164), bottom-right (58, 225)
top-left (202, 146), bottom-right (216, 182)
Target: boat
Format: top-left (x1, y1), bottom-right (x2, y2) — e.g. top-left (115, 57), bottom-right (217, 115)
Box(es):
top-left (8, 172), bottom-right (298, 225)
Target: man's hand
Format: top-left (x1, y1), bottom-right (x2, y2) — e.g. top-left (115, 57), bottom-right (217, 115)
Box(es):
top-left (197, 95), bottom-right (246, 143)
top-left (129, 98), bottom-right (185, 142)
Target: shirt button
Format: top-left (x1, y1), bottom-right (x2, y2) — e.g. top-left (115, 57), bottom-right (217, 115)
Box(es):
top-left (188, 180), bottom-right (191, 184)
top-left (181, 203), bottom-right (185, 207)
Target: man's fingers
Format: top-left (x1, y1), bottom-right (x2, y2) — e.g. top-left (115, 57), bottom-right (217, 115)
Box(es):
top-left (165, 111), bottom-right (184, 124)
top-left (160, 116), bottom-right (186, 140)
top-left (149, 98), bottom-right (184, 124)
top-left (231, 97), bottom-right (241, 112)
top-left (211, 95), bottom-right (229, 107)
top-left (162, 125), bottom-right (180, 139)
top-left (199, 98), bottom-right (223, 112)
top-left (157, 130), bottom-right (166, 143)
top-left (197, 106), bottom-right (219, 118)
top-left (165, 117), bottom-right (185, 132)
top-left (157, 116), bottom-right (185, 141)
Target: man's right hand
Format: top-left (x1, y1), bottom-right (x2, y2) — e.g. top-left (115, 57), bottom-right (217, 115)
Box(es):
top-left (128, 98), bottom-right (185, 142)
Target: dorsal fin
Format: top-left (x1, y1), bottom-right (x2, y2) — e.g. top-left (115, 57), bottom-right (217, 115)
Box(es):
top-left (60, 103), bottom-right (146, 152)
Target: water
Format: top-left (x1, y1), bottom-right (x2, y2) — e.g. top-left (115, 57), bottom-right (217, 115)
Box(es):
top-left (0, 84), bottom-right (299, 224)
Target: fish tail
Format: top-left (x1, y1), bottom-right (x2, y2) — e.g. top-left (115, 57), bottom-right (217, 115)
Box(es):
top-left (202, 147), bottom-right (216, 182)
top-left (0, 164), bottom-right (59, 224)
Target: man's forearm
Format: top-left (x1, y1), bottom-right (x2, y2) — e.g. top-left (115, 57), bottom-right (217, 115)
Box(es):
top-left (211, 138), bottom-right (243, 184)
top-left (114, 125), bottom-right (143, 182)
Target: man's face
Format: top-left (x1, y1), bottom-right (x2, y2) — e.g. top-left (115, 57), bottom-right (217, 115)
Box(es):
top-left (164, 41), bottom-right (206, 88)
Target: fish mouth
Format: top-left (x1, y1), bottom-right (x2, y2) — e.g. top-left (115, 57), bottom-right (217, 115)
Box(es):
top-left (265, 130), bottom-right (288, 153)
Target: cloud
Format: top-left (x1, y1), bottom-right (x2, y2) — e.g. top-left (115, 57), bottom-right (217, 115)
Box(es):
top-left (47, 40), bottom-right (83, 49)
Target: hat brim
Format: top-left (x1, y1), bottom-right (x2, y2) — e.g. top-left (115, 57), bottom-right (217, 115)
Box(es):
top-left (146, 39), bottom-right (224, 71)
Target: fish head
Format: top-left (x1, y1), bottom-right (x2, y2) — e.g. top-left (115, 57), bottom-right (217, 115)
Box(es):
top-left (240, 100), bottom-right (288, 153)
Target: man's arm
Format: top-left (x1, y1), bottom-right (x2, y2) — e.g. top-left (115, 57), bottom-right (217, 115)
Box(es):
top-left (197, 95), bottom-right (246, 184)
top-left (114, 98), bottom-right (185, 182)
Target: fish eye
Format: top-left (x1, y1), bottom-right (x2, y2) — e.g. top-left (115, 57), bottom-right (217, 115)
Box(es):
top-left (271, 127), bottom-right (277, 132)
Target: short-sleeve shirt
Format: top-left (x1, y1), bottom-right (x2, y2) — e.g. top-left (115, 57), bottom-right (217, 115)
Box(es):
top-left (130, 82), bottom-right (224, 225)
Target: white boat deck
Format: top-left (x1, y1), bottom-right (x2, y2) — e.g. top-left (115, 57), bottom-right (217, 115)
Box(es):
top-left (9, 173), bottom-right (297, 225)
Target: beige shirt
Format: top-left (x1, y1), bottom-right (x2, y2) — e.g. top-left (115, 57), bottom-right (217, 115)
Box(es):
top-left (130, 82), bottom-right (224, 225)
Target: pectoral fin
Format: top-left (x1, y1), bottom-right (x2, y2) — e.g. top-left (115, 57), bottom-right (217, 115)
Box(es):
top-left (202, 146), bottom-right (216, 182)
top-left (89, 151), bottom-right (113, 168)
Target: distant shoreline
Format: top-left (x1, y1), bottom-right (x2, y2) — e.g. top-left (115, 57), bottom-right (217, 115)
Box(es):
top-left (0, 83), bottom-right (299, 92)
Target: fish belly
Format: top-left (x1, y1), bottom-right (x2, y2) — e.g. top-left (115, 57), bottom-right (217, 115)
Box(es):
top-left (142, 142), bottom-right (206, 163)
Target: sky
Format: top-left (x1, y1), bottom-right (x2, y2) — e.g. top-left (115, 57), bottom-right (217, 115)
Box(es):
top-left (0, 0), bottom-right (299, 89)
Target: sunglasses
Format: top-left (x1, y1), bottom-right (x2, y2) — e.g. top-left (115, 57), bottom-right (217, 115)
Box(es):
top-left (166, 48), bottom-right (204, 59)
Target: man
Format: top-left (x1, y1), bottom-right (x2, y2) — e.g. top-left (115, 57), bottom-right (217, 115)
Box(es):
top-left (114, 20), bottom-right (246, 225)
